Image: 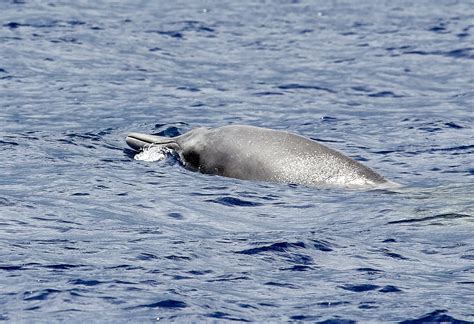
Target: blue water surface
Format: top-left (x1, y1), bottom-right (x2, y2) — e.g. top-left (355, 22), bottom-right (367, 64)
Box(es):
top-left (1, 0), bottom-right (473, 322)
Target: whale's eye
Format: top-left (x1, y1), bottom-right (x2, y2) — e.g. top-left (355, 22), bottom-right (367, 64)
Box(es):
top-left (183, 150), bottom-right (200, 169)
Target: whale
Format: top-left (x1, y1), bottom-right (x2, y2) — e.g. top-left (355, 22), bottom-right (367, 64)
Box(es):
top-left (126, 125), bottom-right (397, 188)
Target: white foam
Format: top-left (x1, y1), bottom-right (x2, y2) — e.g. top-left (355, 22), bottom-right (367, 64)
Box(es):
top-left (134, 145), bottom-right (171, 162)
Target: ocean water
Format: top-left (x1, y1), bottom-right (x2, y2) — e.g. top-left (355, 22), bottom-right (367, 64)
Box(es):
top-left (1, 0), bottom-right (473, 322)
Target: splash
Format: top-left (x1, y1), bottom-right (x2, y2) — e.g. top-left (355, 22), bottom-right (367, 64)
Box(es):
top-left (133, 145), bottom-right (172, 162)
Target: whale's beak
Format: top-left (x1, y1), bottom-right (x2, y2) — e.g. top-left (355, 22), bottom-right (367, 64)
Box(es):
top-left (126, 133), bottom-right (174, 151)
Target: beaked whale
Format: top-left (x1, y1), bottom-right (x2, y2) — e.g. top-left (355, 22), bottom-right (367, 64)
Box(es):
top-left (126, 125), bottom-right (397, 188)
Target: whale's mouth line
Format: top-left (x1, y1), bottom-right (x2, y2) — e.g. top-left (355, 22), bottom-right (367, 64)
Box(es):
top-left (126, 133), bottom-right (176, 151)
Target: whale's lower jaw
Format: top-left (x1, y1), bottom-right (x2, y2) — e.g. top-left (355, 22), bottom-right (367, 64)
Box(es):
top-left (126, 135), bottom-right (149, 151)
top-left (126, 133), bottom-right (175, 151)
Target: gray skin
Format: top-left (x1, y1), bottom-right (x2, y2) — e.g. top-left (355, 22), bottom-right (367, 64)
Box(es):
top-left (126, 125), bottom-right (396, 188)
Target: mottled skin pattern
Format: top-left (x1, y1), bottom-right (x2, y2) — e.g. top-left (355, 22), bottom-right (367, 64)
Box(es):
top-left (127, 125), bottom-right (394, 188)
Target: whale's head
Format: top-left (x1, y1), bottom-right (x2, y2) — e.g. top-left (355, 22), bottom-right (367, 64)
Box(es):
top-left (126, 127), bottom-right (213, 171)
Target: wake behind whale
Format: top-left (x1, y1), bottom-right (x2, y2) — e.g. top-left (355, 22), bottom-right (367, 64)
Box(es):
top-left (126, 125), bottom-right (398, 188)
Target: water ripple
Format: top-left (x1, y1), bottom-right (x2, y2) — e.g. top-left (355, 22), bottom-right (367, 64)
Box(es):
top-left (0, 0), bottom-right (473, 322)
